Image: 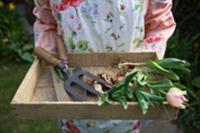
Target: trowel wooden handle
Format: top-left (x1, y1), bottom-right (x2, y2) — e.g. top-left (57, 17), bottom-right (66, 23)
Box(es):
top-left (34, 47), bottom-right (60, 67)
top-left (56, 35), bottom-right (68, 61)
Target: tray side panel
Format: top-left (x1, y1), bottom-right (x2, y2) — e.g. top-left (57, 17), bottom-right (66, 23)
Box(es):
top-left (67, 52), bottom-right (157, 67)
top-left (31, 67), bottom-right (57, 101)
top-left (12, 103), bottom-right (178, 120)
top-left (11, 60), bottom-right (43, 103)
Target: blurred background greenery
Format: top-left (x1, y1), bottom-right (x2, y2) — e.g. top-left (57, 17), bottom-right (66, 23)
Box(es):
top-left (0, 0), bottom-right (200, 133)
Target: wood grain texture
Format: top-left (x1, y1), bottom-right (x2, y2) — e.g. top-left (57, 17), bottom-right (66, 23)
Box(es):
top-left (31, 67), bottom-right (57, 101)
top-left (11, 60), bottom-right (43, 103)
top-left (66, 52), bottom-right (157, 67)
top-left (11, 102), bottom-right (179, 120)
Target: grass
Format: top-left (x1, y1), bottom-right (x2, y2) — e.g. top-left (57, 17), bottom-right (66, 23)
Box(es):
top-left (0, 60), bottom-right (60, 133)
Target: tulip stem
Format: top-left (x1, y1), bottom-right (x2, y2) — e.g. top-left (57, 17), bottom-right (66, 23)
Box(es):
top-left (159, 90), bottom-right (167, 95)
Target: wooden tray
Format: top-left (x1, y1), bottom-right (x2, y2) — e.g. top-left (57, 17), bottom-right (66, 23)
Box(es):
top-left (11, 52), bottom-right (179, 120)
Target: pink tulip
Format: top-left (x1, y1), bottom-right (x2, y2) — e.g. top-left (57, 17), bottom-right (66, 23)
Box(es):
top-left (166, 87), bottom-right (188, 109)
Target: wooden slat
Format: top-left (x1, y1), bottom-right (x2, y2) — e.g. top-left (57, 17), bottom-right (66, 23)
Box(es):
top-left (67, 52), bottom-right (157, 67)
top-left (12, 102), bottom-right (178, 120)
top-left (31, 68), bottom-right (57, 101)
top-left (11, 60), bottom-right (43, 103)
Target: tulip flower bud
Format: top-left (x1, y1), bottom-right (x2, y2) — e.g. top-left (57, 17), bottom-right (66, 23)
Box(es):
top-left (166, 87), bottom-right (188, 109)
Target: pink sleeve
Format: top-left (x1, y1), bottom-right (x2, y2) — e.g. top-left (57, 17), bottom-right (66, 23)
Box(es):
top-left (33, 0), bottom-right (57, 53)
top-left (144, 0), bottom-right (176, 59)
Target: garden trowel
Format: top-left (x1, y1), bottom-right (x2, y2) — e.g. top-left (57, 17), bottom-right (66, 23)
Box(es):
top-left (34, 35), bottom-right (111, 101)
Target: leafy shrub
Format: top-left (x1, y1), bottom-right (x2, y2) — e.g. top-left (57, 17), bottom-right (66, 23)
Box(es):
top-left (0, 7), bottom-right (34, 62)
top-left (166, 30), bottom-right (200, 133)
top-left (173, 0), bottom-right (200, 37)
top-left (169, 2), bottom-right (200, 131)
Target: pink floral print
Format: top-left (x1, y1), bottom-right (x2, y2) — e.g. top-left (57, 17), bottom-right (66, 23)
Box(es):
top-left (53, 0), bottom-right (85, 12)
top-left (133, 121), bottom-right (141, 133)
top-left (66, 122), bottom-right (80, 133)
top-left (144, 34), bottom-right (162, 50)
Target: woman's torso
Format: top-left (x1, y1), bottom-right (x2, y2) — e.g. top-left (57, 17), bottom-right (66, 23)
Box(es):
top-left (50, 0), bottom-right (149, 53)
top-left (49, 0), bottom-right (147, 132)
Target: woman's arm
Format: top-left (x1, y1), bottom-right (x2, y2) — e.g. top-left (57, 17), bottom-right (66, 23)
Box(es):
top-left (33, 0), bottom-right (57, 53)
top-left (144, 0), bottom-right (176, 59)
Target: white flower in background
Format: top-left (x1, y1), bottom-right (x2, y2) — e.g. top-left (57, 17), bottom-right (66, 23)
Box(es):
top-left (167, 87), bottom-right (188, 109)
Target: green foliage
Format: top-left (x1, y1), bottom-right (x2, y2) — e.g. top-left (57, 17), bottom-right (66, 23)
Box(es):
top-left (169, 4), bottom-right (200, 133)
top-left (173, 0), bottom-right (200, 37)
top-left (166, 30), bottom-right (200, 132)
top-left (98, 58), bottom-right (190, 115)
top-left (145, 60), bottom-right (180, 81)
top-left (0, 8), bottom-right (34, 62)
top-left (0, 61), bottom-right (60, 133)
top-left (192, 77), bottom-right (200, 88)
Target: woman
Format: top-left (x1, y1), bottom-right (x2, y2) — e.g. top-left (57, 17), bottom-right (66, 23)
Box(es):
top-left (33, 0), bottom-right (176, 132)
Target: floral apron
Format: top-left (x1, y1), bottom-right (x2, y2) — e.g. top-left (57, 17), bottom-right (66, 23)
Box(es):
top-left (50, 0), bottom-right (146, 132)
top-left (51, 0), bottom-right (146, 52)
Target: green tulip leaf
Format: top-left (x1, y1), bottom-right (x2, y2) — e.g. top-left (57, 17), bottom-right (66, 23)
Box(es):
top-left (156, 58), bottom-right (190, 69)
top-left (147, 80), bottom-right (173, 90)
top-left (140, 91), bottom-right (165, 102)
top-left (145, 60), bottom-right (179, 81)
top-left (135, 91), bottom-right (149, 115)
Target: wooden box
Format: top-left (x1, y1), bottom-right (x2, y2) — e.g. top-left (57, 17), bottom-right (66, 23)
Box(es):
top-left (11, 52), bottom-right (179, 120)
